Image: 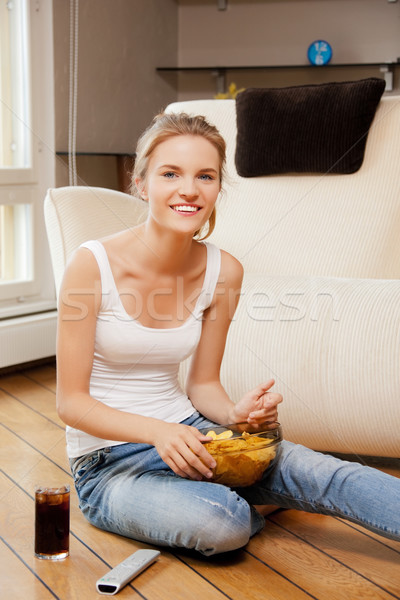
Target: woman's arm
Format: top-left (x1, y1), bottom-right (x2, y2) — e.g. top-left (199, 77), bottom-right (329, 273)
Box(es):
top-left (186, 251), bottom-right (282, 425)
top-left (57, 247), bottom-right (155, 442)
top-left (56, 248), bottom-right (216, 480)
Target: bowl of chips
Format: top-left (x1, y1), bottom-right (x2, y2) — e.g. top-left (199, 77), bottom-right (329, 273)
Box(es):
top-left (199, 422), bottom-right (282, 487)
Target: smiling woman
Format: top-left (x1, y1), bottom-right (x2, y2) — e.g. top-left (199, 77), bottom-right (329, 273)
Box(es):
top-left (132, 112), bottom-right (226, 240)
top-left (135, 134), bottom-right (221, 241)
top-left (56, 110), bottom-right (400, 558)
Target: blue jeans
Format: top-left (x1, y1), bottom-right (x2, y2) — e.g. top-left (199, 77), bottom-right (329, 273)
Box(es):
top-left (70, 412), bottom-right (400, 556)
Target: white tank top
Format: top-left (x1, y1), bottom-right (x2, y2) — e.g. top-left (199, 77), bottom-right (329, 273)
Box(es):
top-left (66, 239), bottom-right (221, 457)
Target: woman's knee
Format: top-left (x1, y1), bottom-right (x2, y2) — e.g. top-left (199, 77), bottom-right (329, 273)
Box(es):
top-left (80, 474), bottom-right (255, 556)
top-left (190, 492), bottom-right (252, 556)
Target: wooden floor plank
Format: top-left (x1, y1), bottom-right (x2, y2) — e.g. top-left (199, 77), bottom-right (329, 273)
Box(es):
top-left (0, 539), bottom-right (57, 600)
top-left (0, 395), bottom-right (234, 599)
top-left (338, 519), bottom-right (400, 552)
top-left (0, 472), bottom-right (142, 600)
top-left (0, 372), bottom-right (62, 426)
top-left (0, 428), bottom-right (230, 600)
top-left (2, 365), bottom-right (399, 600)
top-left (269, 510), bottom-right (400, 597)
top-left (247, 516), bottom-right (398, 600)
top-left (177, 548), bottom-right (313, 600)
top-left (22, 364), bottom-right (57, 393)
top-left (1, 419), bottom-right (312, 600)
top-left (1, 469), bottom-right (196, 600)
top-left (0, 389), bottom-right (72, 472)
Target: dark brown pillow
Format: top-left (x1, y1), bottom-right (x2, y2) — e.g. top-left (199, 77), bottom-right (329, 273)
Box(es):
top-left (235, 78), bottom-right (386, 177)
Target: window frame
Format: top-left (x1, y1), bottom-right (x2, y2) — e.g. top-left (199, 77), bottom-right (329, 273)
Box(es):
top-left (0, 0), bottom-right (56, 313)
top-left (0, 0), bottom-right (36, 184)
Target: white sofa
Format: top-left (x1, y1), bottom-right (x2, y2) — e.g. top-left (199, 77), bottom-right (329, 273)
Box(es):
top-left (45, 95), bottom-right (400, 459)
top-left (166, 97), bottom-right (400, 459)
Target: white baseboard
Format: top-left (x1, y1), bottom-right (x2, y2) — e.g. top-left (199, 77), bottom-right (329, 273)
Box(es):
top-left (0, 310), bottom-right (57, 369)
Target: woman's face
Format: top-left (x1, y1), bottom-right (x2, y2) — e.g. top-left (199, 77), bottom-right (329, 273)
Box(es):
top-left (137, 134), bottom-right (221, 237)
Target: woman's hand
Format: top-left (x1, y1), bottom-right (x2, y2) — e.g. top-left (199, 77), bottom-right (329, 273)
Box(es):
top-left (153, 422), bottom-right (217, 481)
top-left (230, 379), bottom-right (283, 425)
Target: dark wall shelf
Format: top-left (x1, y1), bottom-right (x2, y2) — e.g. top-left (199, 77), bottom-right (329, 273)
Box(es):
top-left (157, 62), bottom-right (399, 71)
top-left (157, 62), bottom-right (399, 93)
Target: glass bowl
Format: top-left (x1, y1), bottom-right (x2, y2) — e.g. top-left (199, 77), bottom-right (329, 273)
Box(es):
top-left (199, 422), bottom-right (282, 487)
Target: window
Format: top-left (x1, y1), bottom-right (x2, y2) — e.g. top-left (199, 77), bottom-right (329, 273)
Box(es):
top-left (0, 0), bottom-right (31, 172)
top-left (0, 203), bottom-right (32, 281)
top-left (0, 0), bottom-right (55, 315)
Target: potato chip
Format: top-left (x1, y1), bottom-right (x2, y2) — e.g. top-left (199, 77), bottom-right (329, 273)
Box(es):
top-left (215, 430), bottom-right (233, 440)
top-left (203, 433), bottom-right (277, 486)
top-left (205, 429), bottom-right (234, 441)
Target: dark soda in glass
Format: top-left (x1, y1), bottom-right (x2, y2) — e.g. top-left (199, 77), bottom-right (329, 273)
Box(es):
top-left (34, 485), bottom-right (70, 560)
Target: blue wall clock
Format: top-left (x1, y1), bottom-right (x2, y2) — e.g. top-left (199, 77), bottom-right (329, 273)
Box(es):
top-left (307, 40), bottom-right (332, 65)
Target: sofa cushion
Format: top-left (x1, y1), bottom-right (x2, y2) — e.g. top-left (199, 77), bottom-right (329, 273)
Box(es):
top-left (235, 78), bottom-right (386, 177)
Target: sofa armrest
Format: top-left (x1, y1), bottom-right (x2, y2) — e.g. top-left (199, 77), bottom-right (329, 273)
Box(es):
top-left (44, 186), bottom-right (147, 298)
top-left (182, 274), bottom-right (400, 458)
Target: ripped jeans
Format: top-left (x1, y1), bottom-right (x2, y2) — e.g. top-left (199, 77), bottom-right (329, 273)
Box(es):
top-left (70, 412), bottom-right (400, 556)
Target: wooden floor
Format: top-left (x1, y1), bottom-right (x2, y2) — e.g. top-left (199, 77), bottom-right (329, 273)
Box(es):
top-left (0, 363), bottom-right (399, 600)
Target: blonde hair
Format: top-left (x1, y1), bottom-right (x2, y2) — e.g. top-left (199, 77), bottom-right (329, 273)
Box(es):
top-left (132, 112), bottom-right (226, 240)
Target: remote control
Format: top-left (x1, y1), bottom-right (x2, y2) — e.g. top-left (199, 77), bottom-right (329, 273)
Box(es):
top-left (96, 549), bottom-right (160, 595)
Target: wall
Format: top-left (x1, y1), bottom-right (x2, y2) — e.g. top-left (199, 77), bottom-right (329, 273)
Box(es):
top-left (53, 0), bottom-right (178, 156)
top-left (52, 0), bottom-right (400, 187)
top-left (175, 0), bottom-right (400, 99)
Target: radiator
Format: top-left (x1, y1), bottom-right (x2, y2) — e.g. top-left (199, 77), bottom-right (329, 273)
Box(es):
top-left (0, 311), bottom-right (57, 369)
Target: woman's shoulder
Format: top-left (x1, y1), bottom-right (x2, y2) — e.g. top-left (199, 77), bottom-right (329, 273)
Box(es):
top-left (100, 228), bottom-right (133, 247)
top-left (71, 229), bottom-right (133, 271)
top-left (199, 240), bottom-right (243, 286)
top-left (219, 248), bottom-right (244, 288)
top-left (62, 243), bottom-right (102, 289)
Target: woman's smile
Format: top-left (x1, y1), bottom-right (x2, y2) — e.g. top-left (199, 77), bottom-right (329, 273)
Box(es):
top-left (170, 204), bottom-right (202, 215)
